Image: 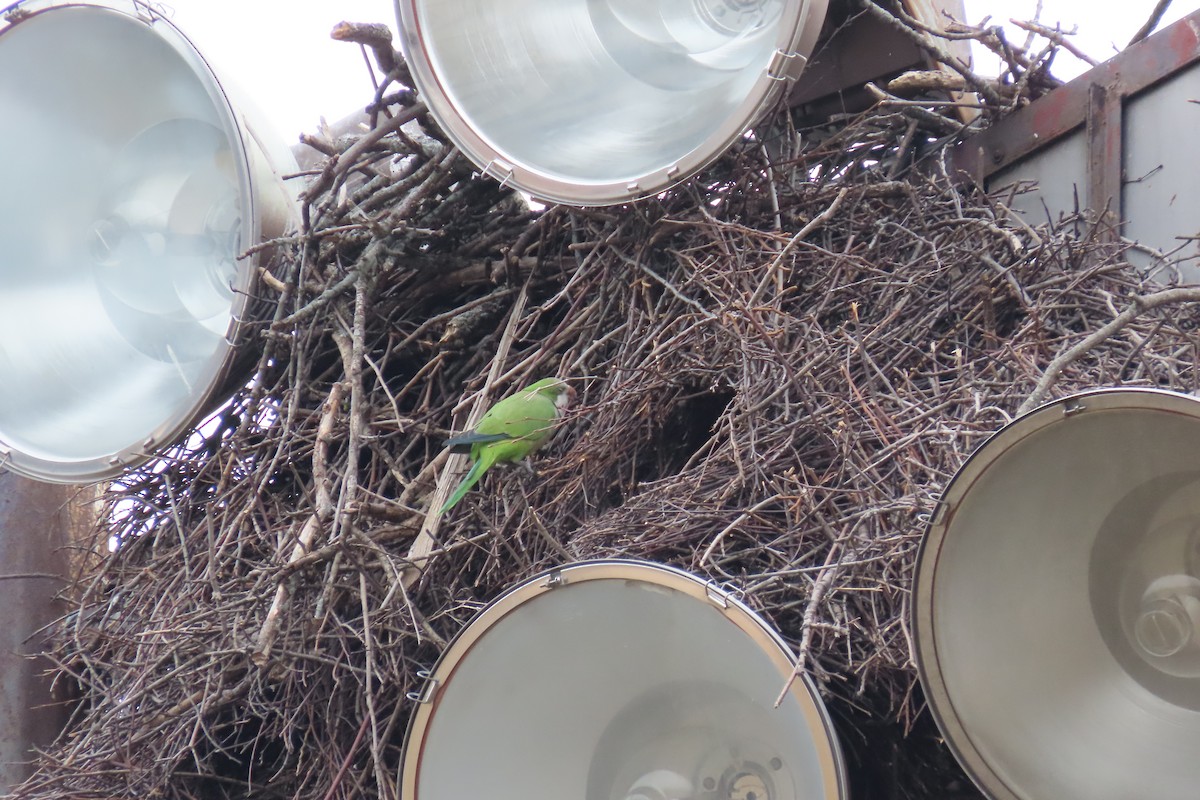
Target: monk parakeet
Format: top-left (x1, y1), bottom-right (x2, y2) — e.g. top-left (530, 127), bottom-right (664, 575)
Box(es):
top-left (439, 378), bottom-right (575, 513)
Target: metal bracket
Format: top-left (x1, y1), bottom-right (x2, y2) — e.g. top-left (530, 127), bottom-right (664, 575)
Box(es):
top-left (484, 159), bottom-right (515, 189)
top-left (1062, 398), bottom-right (1087, 417)
top-left (406, 669), bottom-right (440, 704)
top-left (705, 582), bottom-right (731, 609)
top-left (767, 50), bottom-right (807, 82)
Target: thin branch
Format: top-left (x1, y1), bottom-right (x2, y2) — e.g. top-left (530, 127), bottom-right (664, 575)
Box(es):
top-left (1128, 0), bottom-right (1174, 46)
top-left (1020, 286), bottom-right (1200, 414)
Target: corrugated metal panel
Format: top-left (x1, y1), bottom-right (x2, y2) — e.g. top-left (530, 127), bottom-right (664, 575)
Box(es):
top-left (992, 131), bottom-right (1089, 229)
top-left (1123, 62), bottom-right (1200, 276)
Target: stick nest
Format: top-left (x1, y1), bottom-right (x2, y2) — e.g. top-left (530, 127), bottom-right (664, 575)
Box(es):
top-left (15, 5), bottom-right (1200, 800)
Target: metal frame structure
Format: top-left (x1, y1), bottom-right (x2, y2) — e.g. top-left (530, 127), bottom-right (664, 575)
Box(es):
top-left (950, 10), bottom-right (1200, 245)
top-left (0, 476), bottom-right (88, 792)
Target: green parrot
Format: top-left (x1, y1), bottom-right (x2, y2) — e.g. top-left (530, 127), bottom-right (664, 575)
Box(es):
top-left (438, 378), bottom-right (575, 514)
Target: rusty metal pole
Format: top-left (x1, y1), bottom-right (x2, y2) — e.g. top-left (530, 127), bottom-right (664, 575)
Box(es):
top-left (0, 473), bottom-right (85, 792)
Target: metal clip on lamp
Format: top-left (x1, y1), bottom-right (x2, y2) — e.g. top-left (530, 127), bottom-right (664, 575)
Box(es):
top-left (914, 388), bottom-right (1200, 800)
top-left (394, 0), bottom-right (829, 206)
top-left (0, 0), bottom-right (299, 483)
top-left (402, 560), bottom-right (848, 800)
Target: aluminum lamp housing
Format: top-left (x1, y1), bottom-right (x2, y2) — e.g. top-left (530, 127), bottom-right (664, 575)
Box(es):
top-left (401, 559), bottom-right (848, 800)
top-left (395, 0), bottom-right (829, 206)
top-left (914, 388), bottom-right (1200, 800)
top-left (0, 0), bottom-right (299, 483)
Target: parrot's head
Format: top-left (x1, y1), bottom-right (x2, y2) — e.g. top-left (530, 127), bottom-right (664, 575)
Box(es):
top-left (528, 377), bottom-right (575, 413)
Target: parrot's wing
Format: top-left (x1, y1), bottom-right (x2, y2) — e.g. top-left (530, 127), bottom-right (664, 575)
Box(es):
top-left (444, 430), bottom-right (510, 451)
top-left (478, 393), bottom-right (559, 440)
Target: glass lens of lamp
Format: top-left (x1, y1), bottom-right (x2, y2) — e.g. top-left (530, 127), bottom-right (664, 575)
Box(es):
top-left (0, 3), bottom-right (269, 481)
top-left (404, 562), bottom-right (845, 800)
top-left (398, 0), bottom-right (825, 205)
top-left (916, 389), bottom-right (1200, 800)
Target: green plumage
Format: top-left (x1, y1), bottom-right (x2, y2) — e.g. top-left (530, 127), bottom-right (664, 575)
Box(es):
top-left (438, 378), bottom-right (573, 514)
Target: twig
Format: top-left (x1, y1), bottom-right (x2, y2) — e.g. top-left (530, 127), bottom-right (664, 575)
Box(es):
top-left (774, 540), bottom-right (844, 707)
top-left (330, 21), bottom-right (399, 75)
top-left (1128, 0), bottom-right (1174, 46)
top-left (252, 378), bottom-right (346, 667)
top-left (1020, 286), bottom-right (1200, 414)
top-left (1011, 19), bottom-right (1100, 67)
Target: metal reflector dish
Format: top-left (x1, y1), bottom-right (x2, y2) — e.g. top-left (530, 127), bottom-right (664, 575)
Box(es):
top-left (914, 388), bottom-right (1200, 800)
top-left (395, 0), bottom-right (828, 206)
top-left (0, 0), bottom-right (298, 483)
top-left (402, 560), bottom-right (848, 800)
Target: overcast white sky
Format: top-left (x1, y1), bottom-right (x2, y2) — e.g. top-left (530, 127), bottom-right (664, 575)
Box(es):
top-left (158, 1), bottom-right (1196, 139)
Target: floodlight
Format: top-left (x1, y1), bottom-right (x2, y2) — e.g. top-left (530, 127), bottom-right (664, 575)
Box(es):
top-left (394, 0), bottom-right (829, 205)
top-left (402, 560), bottom-right (848, 800)
top-left (914, 388), bottom-right (1200, 800)
top-left (0, 0), bottom-right (298, 482)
